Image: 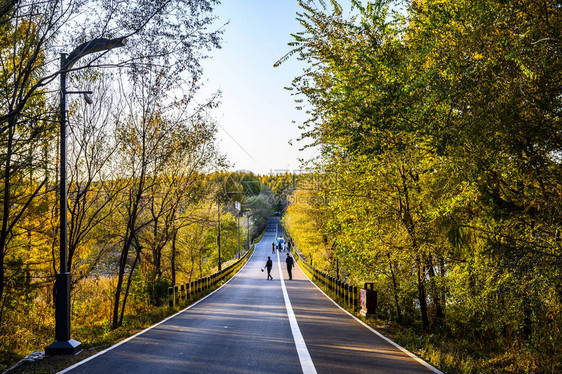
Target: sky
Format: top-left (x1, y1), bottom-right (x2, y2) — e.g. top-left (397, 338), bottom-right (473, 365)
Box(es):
top-left (199, 1), bottom-right (319, 175)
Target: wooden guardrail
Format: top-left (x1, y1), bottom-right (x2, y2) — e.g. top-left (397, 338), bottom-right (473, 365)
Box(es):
top-left (168, 243), bottom-right (255, 309)
top-left (292, 249), bottom-right (359, 310)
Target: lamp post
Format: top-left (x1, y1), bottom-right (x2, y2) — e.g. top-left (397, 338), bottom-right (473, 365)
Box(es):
top-left (46, 37), bottom-right (126, 355)
top-left (217, 205), bottom-right (221, 271)
top-left (246, 213), bottom-right (255, 251)
top-left (235, 202), bottom-right (242, 259)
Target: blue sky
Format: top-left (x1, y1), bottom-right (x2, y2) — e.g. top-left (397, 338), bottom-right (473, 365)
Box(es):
top-left (200, 1), bottom-right (319, 175)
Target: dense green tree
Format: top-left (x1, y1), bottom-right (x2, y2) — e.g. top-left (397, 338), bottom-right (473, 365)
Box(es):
top-left (282, 0), bottom-right (562, 369)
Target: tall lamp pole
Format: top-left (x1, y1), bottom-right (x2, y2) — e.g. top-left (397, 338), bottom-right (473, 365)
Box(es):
top-left (217, 205), bottom-right (221, 271)
top-left (46, 37), bottom-right (126, 355)
top-left (235, 202), bottom-right (242, 259)
top-left (246, 213), bottom-right (255, 251)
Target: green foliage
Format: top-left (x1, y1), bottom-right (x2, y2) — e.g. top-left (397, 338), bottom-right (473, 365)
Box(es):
top-left (261, 173), bottom-right (300, 212)
top-left (0, 0), bottom-right (232, 368)
top-left (146, 274), bottom-right (171, 307)
top-left (282, 0), bottom-right (562, 371)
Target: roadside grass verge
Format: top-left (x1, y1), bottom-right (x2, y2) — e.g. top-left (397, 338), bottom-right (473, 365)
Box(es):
top-left (309, 277), bottom-right (557, 374)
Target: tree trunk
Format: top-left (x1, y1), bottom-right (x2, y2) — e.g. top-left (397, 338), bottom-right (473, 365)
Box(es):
top-left (0, 122), bottom-right (14, 317)
top-left (112, 230), bottom-right (134, 329)
top-left (171, 230), bottom-right (177, 286)
top-left (398, 165), bottom-right (429, 330)
top-left (416, 257), bottom-right (430, 330)
top-left (427, 254), bottom-right (444, 326)
top-left (387, 253), bottom-right (402, 323)
top-left (119, 237), bottom-right (141, 327)
top-left (112, 168), bottom-right (144, 329)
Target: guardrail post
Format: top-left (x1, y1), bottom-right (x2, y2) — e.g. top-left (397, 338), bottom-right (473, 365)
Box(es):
top-left (180, 284), bottom-right (185, 303)
top-left (174, 285), bottom-right (179, 306)
top-left (344, 283), bottom-right (349, 306)
top-left (168, 287), bottom-right (173, 308)
top-left (335, 279), bottom-right (339, 297)
top-left (336, 279), bottom-right (340, 297)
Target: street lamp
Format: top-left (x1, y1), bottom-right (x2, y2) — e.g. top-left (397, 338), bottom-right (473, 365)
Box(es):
top-left (235, 202), bottom-right (242, 259)
top-left (215, 193), bottom-right (236, 270)
top-left (217, 204), bottom-right (222, 271)
top-left (46, 37), bottom-right (126, 356)
top-left (246, 213), bottom-right (255, 251)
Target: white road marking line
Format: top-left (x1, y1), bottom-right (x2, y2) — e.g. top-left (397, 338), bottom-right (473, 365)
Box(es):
top-left (277, 250), bottom-right (317, 374)
top-left (295, 261), bottom-right (444, 374)
top-left (57, 247), bottom-right (258, 374)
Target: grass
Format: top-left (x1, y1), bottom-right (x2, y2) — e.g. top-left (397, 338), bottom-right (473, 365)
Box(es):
top-left (307, 276), bottom-right (560, 374)
top-left (0, 277), bottom-right (229, 373)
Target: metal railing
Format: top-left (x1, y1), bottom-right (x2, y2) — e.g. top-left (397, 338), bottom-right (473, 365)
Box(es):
top-left (168, 243), bottom-right (255, 309)
top-left (292, 249), bottom-right (359, 310)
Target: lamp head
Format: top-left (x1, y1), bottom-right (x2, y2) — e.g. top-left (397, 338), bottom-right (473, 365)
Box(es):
top-left (83, 92), bottom-right (93, 105)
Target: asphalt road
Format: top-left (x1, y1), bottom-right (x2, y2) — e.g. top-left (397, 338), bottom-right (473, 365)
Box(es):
top-left (60, 218), bottom-right (440, 374)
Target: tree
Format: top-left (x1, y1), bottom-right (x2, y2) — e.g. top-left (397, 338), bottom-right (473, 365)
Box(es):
top-left (66, 70), bottom-right (125, 282)
top-left (0, 0), bottom-right (223, 320)
top-left (282, 0), bottom-right (562, 367)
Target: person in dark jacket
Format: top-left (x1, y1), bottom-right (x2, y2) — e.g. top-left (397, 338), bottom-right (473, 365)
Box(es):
top-left (285, 253), bottom-right (295, 280)
top-left (265, 256), bottom-right (273, 280)
top-left (271, 242), bottom-right (275, 254)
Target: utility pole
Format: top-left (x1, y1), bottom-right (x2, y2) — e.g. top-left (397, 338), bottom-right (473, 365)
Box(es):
top-left (217, 205), bottom-right (221, 271)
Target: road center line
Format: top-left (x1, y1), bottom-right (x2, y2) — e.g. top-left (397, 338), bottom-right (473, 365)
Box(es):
top-left (277, 250), bottom-right (317, 374)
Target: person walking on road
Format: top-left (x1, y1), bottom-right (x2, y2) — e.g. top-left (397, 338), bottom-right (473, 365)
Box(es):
top-left (285, 253), bottom-right (295, 280)
top-left (271, 242), bottom-right (275, 254)
top-left (265, 256), bottom-right (273, 280)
